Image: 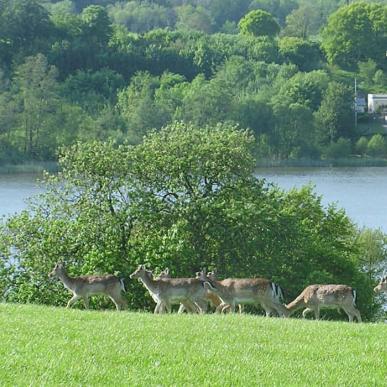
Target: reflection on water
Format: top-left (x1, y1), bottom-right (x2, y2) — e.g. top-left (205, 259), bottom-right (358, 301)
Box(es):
top-left (1, 168), bottom-right (387, 231)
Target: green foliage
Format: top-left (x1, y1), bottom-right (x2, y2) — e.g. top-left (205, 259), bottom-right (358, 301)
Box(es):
top-left (278, 37), bottom-right (322, 71)
top-left (322, 2), bottom-right (387, 70)
top-left (315, 81), bottom-right (354, 144)
top-left (107, 1), bottom-right (176, 34)
top-left (367, 134), bottom-right (386, 157)
top-left (238, 9), bottom-right (280, 37)
top-left (0, 0), bottom-right (55, 68)
top-left (355, 136), bottom-right (368, 156)
top-left (0, 0), bottom-right (387, 165)
top-left (323, 137), bottom-right (352, 159)
top-left (0, 123), bottom-right (377, 318)
top-left (281, 70), bottom-right (329, 111)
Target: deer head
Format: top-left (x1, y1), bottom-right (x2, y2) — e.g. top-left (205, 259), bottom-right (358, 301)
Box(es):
top-left (49, 262), bottom-right (65, 278)
top-left (130, 264), bottom-right (152, 280)
top-left (374, 276), bottom-right (387, 293)
top-left (157, 268), bottom-right (170, 279)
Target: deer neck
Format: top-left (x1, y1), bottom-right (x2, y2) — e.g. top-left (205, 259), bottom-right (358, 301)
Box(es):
top-left (286, 297), bottom-right (306, 314)
top-left (57, 269), bottom-right (76, 291)
top-left (139, 271), bottom-right (159, 295)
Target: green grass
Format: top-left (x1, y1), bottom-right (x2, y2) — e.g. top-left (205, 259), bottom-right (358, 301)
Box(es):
top-left (1, 304), bottom-right (386, 386)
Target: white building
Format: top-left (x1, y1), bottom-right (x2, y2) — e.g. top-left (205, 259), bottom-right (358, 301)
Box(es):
top-left (368, 94), bottom-right (387, 113)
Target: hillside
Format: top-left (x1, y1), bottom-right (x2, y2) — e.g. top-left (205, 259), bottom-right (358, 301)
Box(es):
top-left (1, 304), bottom-right (386, 386)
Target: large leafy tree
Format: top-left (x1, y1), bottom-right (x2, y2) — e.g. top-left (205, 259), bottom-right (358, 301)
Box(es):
top-left (0, 0), bottom-right (54, 68)
top-left (315, 81), bottom-right (354, 144)
top-left (238, 9), bottom-right (280, 37)
top-left (322, 2), bottom-right (387, 70)
top-left (0, 122), bottom-right (376, 318)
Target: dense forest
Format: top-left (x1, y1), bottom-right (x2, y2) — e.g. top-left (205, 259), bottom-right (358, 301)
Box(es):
top-left (2, 0), bottom-right (387, 164)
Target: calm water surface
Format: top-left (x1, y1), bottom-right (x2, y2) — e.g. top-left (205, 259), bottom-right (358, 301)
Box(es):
top-left (255, 167), bottom-right (387, 231)
top-left (0, 173), bottom-right (45, 217)
top-left (1, 168), bottom-right (387, 231)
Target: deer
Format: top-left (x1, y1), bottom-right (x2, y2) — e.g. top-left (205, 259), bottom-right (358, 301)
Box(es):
top-left (155, 268), bottom-right (171, 280)
top-left (374, 276), bottom-right (387, 293)
top-left (49, 262), bottom-right (127, 310)
top-left (202, 274), bottom-right (288, 317)
top-left (129, 265), bottom-right (208, 314)
top-left (286, 284), bottom-right (362, 322)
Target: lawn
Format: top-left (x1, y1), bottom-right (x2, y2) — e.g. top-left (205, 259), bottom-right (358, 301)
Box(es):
top-left (0, 303), bottom-right (386, 386)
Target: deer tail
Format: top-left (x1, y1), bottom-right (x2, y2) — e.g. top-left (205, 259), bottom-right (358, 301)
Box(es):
top-left (351, 289), bottom-right (357, 306)
top-left (119, 278), bottom-right (126, 293)
top-left (271, 282), bottom-right (284, 302)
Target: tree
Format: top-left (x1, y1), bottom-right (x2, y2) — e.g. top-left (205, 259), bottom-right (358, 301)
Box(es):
top-left (281, 70), bottom-right (329, 111)
top-left (279, 37), bottom-right (322, 71)
top-left (107, 1), bottom-right (176, 33)
top-left (249, 0), bottom-right (298, 26)
top-left (0, 0), bottom-right (54, 68)
top-left (175, 5), bottom-right (214, 34)
top-left (355, 137), bottom-right (368, 156)
top-left (238, 10), bottom-right (280, 37)
top-left (0, 122), bottom-right (376, 318)
top-left (282, 3), bottom-right (321, 38)
top-left (13, 54), bottom-right (60, 159)
top-left (367, 134), bottom-right (386, 157)
top-left (315, 81), bottom-right (354, 144)
top-left (321, 2), bottom-right (387, 70)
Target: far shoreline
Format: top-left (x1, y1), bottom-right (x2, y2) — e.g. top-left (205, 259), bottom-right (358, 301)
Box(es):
top-left (1, 157), bottom-right (387, 174)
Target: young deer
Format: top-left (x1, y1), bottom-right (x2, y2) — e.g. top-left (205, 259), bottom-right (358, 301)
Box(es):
top-left (49, 262), bottom-right (127, 310)
top-left (374, 276), bottom-right (387, 293)
top-left (202, 275), bottom-right (288, 317)
top-left (286, 284), bottom-right (361, 322)
top-left (130, 265), bottom-right (207, 313)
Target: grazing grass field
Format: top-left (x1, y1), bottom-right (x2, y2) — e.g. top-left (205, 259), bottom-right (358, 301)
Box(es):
top-left (0, 304), bottom-right (386, 386)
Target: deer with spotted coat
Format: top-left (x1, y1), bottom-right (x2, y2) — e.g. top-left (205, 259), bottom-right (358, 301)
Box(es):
top-left (49, 262), bottom-right (127, 310)
top-left (374, 276), bottom-right (387, 294)
top-left (202, 273), bottom-right (288, 316)
top-left (286, 284), bottom-right (361, 322)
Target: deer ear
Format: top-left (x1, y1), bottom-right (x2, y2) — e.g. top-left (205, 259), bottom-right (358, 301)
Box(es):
top-left (139, 264), bottom-right (145, 270)
top-left (165, 268), bottom-right (169, 274)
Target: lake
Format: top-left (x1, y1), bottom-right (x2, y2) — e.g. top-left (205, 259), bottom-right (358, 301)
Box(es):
top-left (1, 168), bottom-right (387, 231)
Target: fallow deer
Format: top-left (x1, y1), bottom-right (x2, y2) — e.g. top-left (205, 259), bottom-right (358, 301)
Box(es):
top-left (374, 276), bottom-right (387, 293)
top-left (156, 268), bottom-right (171, 280)
top-left (202, 275), bottom-right (288, 317)
top-left (286, 284), bottom-right (362, 322)
top-left (49, 262), bottom-right (127, 310)
top-left (129, 265), bottom-right (207, 313)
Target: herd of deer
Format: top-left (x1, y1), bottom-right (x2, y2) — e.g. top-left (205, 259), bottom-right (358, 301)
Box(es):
top-left (49, 262), bottom-right (387, 322)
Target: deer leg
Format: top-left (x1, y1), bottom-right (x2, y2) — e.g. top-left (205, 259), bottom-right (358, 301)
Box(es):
top-left (261, 303), bottom-right (272, 317)
top-left (216, 303), bottom-right (226, 313)
top-left (302, 308), bottom-right (313, 319)
top-left (343, 306), bottom-right (361, 323)
top-left (67, 294), bottom-right (81, 308)
top-left (109, 296), bottom-right (121, 311)
top-left (238, 304), bottom-right (244, 314)
top-left (83, 296), bottom-right (89, 309)
top-left (354, 308), bottom-right (362, 323)
top-left (195, 300), bottom-right (208, 314)
top-left (183, 299), bottom-right (200, 314)
top-left (314, 307), bottom-right (320, 320)
top-left (154, 302), bottom-right (163, 314)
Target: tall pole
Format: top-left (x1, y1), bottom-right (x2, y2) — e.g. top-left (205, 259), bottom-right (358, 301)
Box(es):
top-left (355, 77), bottom-right (358, 128)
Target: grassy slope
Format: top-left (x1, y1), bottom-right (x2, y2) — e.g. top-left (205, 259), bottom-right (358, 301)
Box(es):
top-left (0, 304), bottom-right (386, 386)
